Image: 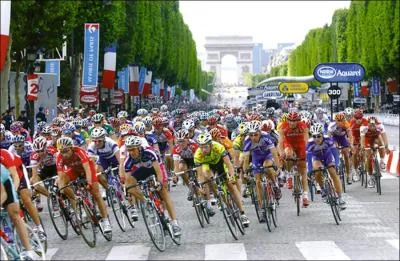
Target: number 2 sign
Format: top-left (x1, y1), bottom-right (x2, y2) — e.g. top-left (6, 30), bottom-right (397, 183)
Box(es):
top-left (27, 73), bottom-right (39, 101)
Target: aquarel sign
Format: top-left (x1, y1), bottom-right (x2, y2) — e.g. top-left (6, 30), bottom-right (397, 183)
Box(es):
top-left (313, 63), bottom-right (365, 83)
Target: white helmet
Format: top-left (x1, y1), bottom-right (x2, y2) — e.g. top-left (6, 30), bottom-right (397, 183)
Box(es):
top-left (33, 136), bottom-right (47, 151)
top-left (310, 123), bottom-right (324, 136)
top-left (137, 108), bottom-right (148, 116)
top-left (248, 120), bottom-right (261, 133)
top-left (117, 111), bottom-right (129, 119)
top-left (125, 135), bottom-right (142, 148)
top-left (90, 127), bottom-right (107, 139)
top-left (0, 123), bottom-right (5, 133)
top-left (344, 107), bottom-right (354, 116)
top-left (160, 105), bottom-right (168, 112)
top-left (182, 119), bottom-right (195, 130)
top-left (142, 116), bottom-right (153, 126)
top-left (133, 121), bottom-right (146, 134)
top-left (196, 132), bottom-right (212, 145)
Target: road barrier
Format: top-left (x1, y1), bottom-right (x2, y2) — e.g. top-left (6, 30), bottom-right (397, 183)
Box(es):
top-left (385, 146), bottom-right (400, 176)
top-left (365, 113), bottom-right (399, 126)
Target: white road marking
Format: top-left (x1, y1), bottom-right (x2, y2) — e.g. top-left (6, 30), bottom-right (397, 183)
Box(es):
top-left (106, 244), bottom-right (151, 260)
top-left (386, 239), bottom-right (399, 250)
top-left (205, 243), bottom-right (247, 260)
top-left (296, 241), bottom-right (350, 260)
top-left (366, 232), bottom-right (399, 238)
top-left (46, 248), bottom-right (58, 260)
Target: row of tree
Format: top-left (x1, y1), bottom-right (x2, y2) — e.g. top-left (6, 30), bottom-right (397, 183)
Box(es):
top-left (5, 0), bottom-right (213, 112)
top-left (288, 0), bottom-right (399, 80)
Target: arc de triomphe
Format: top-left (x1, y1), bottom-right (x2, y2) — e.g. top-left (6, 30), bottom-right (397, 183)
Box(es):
top-left (205, 36), bottom-right (254, 85)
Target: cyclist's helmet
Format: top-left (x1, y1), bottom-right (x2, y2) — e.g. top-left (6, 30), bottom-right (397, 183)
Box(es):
top-left (109, 117), bottom-right (120, 128)
top-left (119, 123), bottom-right (133, 136)
top-left (196, 133), bottom-right (212, 145)
top-left (238, 122), bottom-right (249, 135)
top-left (57, 137), bottom-right (74, 150)
top-left (207, 115), bottom-right (217, 125)
top-left (234, 115), bottom-right (244, 124)
top-left (354, 109), bottom-right (364, 119)
top-left (315, 107), bottom-right (324, 114)
top-left (81, 118), bottom-right (89, 128)
top-left (37, 121), bottom-right (47, 130)
top-left (73, 119), bottom-right (83, 128)
top-left (92, 113), bottom-right (104, 123)
top-left (261, 120), bottom-right (274, 132)
top-left (175, 129), bottom-right (189, 141)
top-left (51, 126), bottom-right (62, 137)
top-left (42, 126), bottom-right (52, 135)
top-left (0, 123), bottom-right (5, 133)
top-left (266, 107), bottom-right (275, 116)
top-left (368, 116), bottom-right (378, 124)
top-left (287, 111), bottom-right (300, 121)
top-left (61, 122), bottom-right (76, 135)
top-left (310, 123), bottom-right (324, 136)
top-left (280, 113), bottom-right (288, 123)
top-left (117, 110), bottom-right (128, 119)
top-left (334, 113), bottom-right (345, 121)
top-left (91, 127), bottom-right (107, 139)
top-left (88, 109), bottom-right (96, 117)
top-left (10, 122), bottom-right (22, 133)
top-left (137, 108), bottom-right (148, 117)
top-left (199, 112), bottom-right (208, 121)
top-left (33, 136), bottom-right (47, 151)
top-left (344, 107), bottom-right (354, 116)
top-left (152, 117), bottom-right (163, 128)
top-left (162, 117), bottom-right (169, 126)
top-left (133, 121), bottom-right (146, 134)
top-left (210, 128), bottom-right (222, 139)
top-left (182, 119), bottom-right (195, 130)
top-left (160, 105), bottom-right (168, 112)
top-left (142, 116), bottom-right (153, 126)
top-left (248, 120), bottom-right (261, 133)
top-left (125, 136), bottom-right (142, 148)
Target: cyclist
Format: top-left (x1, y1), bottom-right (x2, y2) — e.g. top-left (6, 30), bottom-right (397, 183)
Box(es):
top-left (194, 133), bottom-right (250, 227)
top-left (0, 123), bottom-right (13, 149)
top-left (182, 118), bottom-right (202, 141)
top-left (360, 116), bottom-right (389, 188)
top-left (313, 107), bottom-right (330, 134)
top-left (117, 111), bottom-right (132, 126)
top-left (56, 137), bottom-right (112, 234)
top-left (306, 124), bottom-right (346, 207)
top-left (207, 115), bottom-right (228, 138)
top-left (328, 113), bottom-right (353, 185)
top-left (242, 121), bottom-right (282, 222)
top-left (89, 113), bottom-right (116, 140)
top-left (278, 111), bottom-right (310, 207)
top-left (349, 109), bottom-right (368, 181)
top-left (61, 122), bottom-right (85, 147)
top-left (133, 121), bottom-right (160, 154)
top-left (10, 121), bottom-right (32, 142)
top-left (123, 136), bottom-right (182, 237)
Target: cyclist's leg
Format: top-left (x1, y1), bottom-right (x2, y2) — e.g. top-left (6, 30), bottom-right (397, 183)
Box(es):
top-left (96, 159), bottom-right (109, 189)
top-left (312, 160), bottom-right (324, 187)
top-left (58, 170), bottom-right (75, 209)
top-left (0, 183), bottom-right (6, 205)
top-left (18, 188), bottom-right (42, 226)
top-left (30, 168), bottom-right (48, 197)
top-left (125, 175), bottom-right (144, 202)
top-left (88, 161), bottom-right (108, 219)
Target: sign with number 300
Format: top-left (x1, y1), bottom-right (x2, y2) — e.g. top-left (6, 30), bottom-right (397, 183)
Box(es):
top-left (27, 73), bottom-right (39, 101)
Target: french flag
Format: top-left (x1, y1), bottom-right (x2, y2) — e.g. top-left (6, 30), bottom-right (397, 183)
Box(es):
top-left (0, 0), bottom-right (11, 72)
top-left (159, 79), bottom-right (164, 97)
top-left (102, 44), bottom-right (116, 89)
top-left (129, 66), bottom-right (139, 96)
top-left (143, 70), bottom-right (152, 96)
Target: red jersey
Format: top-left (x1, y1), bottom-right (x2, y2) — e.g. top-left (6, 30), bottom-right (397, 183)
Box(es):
top-left (280, 121), bottom-right (308, 147)
top-left (1, 149), bottom-right (24, 179)
top-left (56, 147), bottom-right (90, 175)
top-left (30, 146), bottom-right (58, 167)
top-left (172, 140), bottom-right (199, 160)
top-left (360, 122), bottom-right (385, 140)
top-left (349, 118), bottom-right (368, 143)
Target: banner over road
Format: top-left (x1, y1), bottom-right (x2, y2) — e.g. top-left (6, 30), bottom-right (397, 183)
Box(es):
top-left (313, 63), bottom-right (365, 83)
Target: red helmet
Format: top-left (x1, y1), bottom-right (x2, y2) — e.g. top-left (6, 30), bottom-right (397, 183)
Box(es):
top-left (109, 117), bottom-right (120, 127)
top-left (334, 113), bottom-right (345, 121)
top-left (152, 117), bottom-right (163, 127)
top-left (354, 109), bottom-right (364, 119)
top-left (207, 116), bottom-right (217, 125)
top-left (261, 120), bottom-right (274, 132)
top-left (368, 116), bottom-right (378, 124)
top-left (209, 128), bottom-right (221, 139)
top-left (287, 111), bottom-right (300, 121)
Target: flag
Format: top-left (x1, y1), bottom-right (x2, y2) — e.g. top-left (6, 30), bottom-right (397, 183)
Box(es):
top-left (160, 79), bottom-right (164, 97)
top-left (129, 66), bottom-right (139, 96)
top-left (167, 86), bottom-right (171, 100)
top-left (138, 66), bottom-right (146, 95)
top-left (0, 0), bottom-right (11, 71)
top-left (27, 74), bottom-right (39, 101)
top-left (102, 44), bottom-right (117, 89)
top-left (143, 70), bottom-right (152, 96)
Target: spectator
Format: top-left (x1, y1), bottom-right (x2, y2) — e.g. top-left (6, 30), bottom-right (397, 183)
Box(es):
top-left (3, 106), bottom-right (15, 130)
top-left (17, 110), bottom-right (30, 130)
top-left (36, 106), bottom-right (47, 123)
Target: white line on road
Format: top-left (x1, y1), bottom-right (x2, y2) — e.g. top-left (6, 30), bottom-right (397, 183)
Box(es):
top-left (386, 239), bottom-right (399, 250)
top-left (205, 243), bottom-right (247, 260)
top-left (106, 244), bottom-right (151, 260)
top-left (296, 241), bottom-right (350, 260)
top-left (46, 248), bottom-right (58, 260)
top-left (366, 232), bottom-right (399, 238)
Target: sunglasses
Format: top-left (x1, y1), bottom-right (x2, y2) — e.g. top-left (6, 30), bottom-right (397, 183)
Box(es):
top-left (313, 135), bottom-right (323, 139)
top-left (177, 139), bottom-right (186, 143)
top-left (14, 144), bottom-right (24, 148)
top-left (355, 117), bottom-right (362, 120)
top-left (249, 133), bottom-right (259, 137)
top-left (92, 139), bottom-right (104, 143)
top-left (36, 149), bottom-right (44, 153)
top-left (199, 145), bottom-right (210, 149)
top-left (93, 121), bottom-right (102, 124)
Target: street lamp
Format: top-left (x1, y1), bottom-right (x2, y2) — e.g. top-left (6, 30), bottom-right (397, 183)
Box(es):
top-left (25, 48), bottom-right (38, 136)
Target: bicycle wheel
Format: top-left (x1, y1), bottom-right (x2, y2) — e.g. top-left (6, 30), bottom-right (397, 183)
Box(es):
top-left (139, 200), bottom-right (166, 252)
top-left (294, 175), bottom-right (301, 216)
top-left (262, 187), bottom-right (272, 232)
top-left (230, 197), bottom-right (245, 235)
top-left (47, 193), bottom-right (68, 240)
top-left (76, 200), bottom-right (96, 248)
top-left (165, 216), bottom-right (181, 245)
top-left (109, 188), bottom-right (127, 232)
top-left (325, 180), bottom-right (340, 225)
top-left (14, 223), bottom-right (46, 260)
top-left (218, 194), bottom-right (239, 240)
top-left (374, 158), bottom-right (382, 195)
top-left (250, 179), bottom-right (261, 222)
top-left (268, 183), bottom-right (278, 228)
top-left (201, 197), bottom-right (210, 224)
top-left (22, 209), bottom-right (47, 252)
top-left (192, 189), bottom-right (205, 228)
top-left (309, 178), bottom-right (315, 202)
top-left (63, 198), bottom-right (81, 236)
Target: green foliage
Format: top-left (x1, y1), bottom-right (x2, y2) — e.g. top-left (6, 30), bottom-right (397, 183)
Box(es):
top-left (287, 0), bottom-right (399, 81)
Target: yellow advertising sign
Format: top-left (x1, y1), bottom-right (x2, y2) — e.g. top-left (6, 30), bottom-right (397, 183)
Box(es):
top-left (278, 82), bottom-right (309, 94)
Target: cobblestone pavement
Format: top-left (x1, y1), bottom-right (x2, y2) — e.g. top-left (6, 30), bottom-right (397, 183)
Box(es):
top-left (40, 170), bottom-right (399, 260)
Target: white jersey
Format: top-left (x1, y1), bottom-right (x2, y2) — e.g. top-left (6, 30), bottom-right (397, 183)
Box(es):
top-left (88, 137), bottom-right (119, 160)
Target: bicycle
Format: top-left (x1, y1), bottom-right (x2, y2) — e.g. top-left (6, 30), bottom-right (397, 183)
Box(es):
top-left (365, 144), bottom-right (384, 195)
top-left (308, 171), bottom-right (317, 202)
top-left (175, 167), bottom-right (210, 228)
top-left (201, 172), bottom-right (245, 240)
top-left (0, 207), bottom-right (46, 260)
top-left (127, 174), bottom-right (181, 252)
top-left (103, 167), bottom-right (135, 232)
top-left (286, 157), bottom-right (304, 216)
top-left (336, 146), bottom-right (346, 193)
top-left (312, 166), bottom-right (342, 225)
top-left (248, 166), bottom-right (278, 232)
top-left (58, 177), bottom-right (112, 248)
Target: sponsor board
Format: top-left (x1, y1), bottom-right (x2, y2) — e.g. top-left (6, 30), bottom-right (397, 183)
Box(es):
top-left (278, 82), bottom-right (309, 94)
top-left (313, 63), bottom-right (365, 83)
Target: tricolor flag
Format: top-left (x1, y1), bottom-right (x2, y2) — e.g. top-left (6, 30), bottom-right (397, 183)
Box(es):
top-left (129, 65), bottom-right (139, 96)
top-left (102, 44), bottom-right (117, 89)
top-left (143, 70), bottom-right (152, 96)
top-left (160, 80), bottom-right (164, 97)
top-left (0, 0), bottom-right (11, 71)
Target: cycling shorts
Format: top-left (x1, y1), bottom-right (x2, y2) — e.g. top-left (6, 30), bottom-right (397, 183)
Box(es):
top-left (39, 165), bottom-right (57, 181)
top-left (3, 178), bottom-right (19, 206)
top-left (283, 143), bottom-right (306, 160)
top-left (63, 160), bottom-right (98, 183)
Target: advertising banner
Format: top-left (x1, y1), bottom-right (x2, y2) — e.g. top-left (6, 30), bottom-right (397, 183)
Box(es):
top-left (353, 82), bottom-right (360, 97)
top-left (82, 23), bottom-right (100, 87)
top-left (27, 73), bottom-right (39, 101)
top-left (313, 63), bottom-right (365, 83)
top-left (372, 76), bottom-right (380, 96)
top-left (278, 82), bottom-right (309, 94)
top-left (45, 60), bottom-right (60, 86)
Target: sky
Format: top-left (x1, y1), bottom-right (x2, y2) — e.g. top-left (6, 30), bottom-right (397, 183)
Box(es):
top-left (180, 1), bottom-right (351, 53)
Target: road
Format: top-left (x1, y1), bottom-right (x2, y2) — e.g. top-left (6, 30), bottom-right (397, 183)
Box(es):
top-left (40, 172), bottom-right (399, 260)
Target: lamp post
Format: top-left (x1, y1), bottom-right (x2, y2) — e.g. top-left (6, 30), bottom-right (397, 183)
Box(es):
top-left (25, 49), bottom-right (37, 136)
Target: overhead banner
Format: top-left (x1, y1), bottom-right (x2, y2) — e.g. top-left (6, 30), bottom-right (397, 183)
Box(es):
top-left (45, 60), bottom-right (60, 87)
top-left (278, 82), bottom-right (309, 94)
top-left (313, 63), bottom-right (365, 83)
top-left (27, 73), bottom-right (39, 101)
top-left (82, 23), bottom-right (100, 87)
